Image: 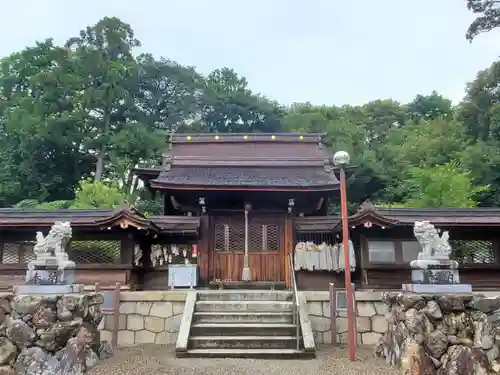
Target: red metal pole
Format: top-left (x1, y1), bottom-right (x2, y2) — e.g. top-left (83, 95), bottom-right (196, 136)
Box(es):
top-left (340, 167), bottom-right (356, 361)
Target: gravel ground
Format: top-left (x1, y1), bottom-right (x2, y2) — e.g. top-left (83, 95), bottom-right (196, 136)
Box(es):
top-left (89, 345), bottom-right (399, 375)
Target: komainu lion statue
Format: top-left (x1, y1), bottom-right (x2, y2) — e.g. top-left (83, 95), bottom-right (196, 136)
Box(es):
top-left (33, 221), bottom-right (72, 258)
top-left (413, 220), bottom-right (451, 260)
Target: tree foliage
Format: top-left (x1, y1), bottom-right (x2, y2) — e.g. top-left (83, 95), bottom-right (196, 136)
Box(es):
top-left (466, 0), bottom-right (500, 41)
top-left (1, 13), bottom-right (500, 211)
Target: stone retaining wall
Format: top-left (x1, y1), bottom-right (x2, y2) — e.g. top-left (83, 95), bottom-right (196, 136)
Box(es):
top-left (99, 291), bottom-right (186, 347)
top-left (306, 291), bottom-right (389, 345)
top-left (0, 293), bottom-right (109, 375)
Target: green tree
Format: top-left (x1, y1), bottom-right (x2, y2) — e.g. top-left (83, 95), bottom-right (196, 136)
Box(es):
top-left (0, 40), bottom-right (92, 206)
top-left (201, 68), bottom-right (285, 133)
top-left (406, 91), bottom-right (453, 121)
top-left (398, 162), bottom-right (489, 208)
top-left (70, 180), bottom-right (126, 209)
top-left (466, 0), bottom-right (500, 41)
top-left (65, 17), bottom-right (142, 181)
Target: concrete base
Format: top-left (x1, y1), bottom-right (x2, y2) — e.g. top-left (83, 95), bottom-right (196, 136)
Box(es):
top-left (402, 283), bottom-right (472, 293)
top-left (13, 284), bottom-right (84, 294)
top-left (410, 258), bottom-right (458, 270)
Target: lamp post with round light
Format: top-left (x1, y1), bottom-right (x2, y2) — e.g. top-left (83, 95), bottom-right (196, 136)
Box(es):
top-left (333, 150), bottom-right (356, 361)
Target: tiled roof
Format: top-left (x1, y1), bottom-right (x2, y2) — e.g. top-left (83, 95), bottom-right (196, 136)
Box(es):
top-left (152, 166), bottom-right (339, 189)
top-left (146, 133), bottom-right (340, 190)
top-left (0, 208), bottom-right (200, 234)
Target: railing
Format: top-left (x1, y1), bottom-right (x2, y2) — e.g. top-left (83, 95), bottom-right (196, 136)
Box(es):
top-left (288, 253), bottom-right (300, 351)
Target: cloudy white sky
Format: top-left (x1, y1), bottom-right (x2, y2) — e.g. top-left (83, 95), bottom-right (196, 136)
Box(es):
top-left (2, 0), bottom-right (499, 106)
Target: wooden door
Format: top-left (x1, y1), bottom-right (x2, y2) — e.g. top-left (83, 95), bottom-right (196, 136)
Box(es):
top-left (212, 215), bottom-right (285, 282)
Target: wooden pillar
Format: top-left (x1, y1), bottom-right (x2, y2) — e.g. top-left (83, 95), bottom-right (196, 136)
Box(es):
top-left (284, 216), bottom-right (293, 289)
top-left (198, 216), bottom-right (210, 282)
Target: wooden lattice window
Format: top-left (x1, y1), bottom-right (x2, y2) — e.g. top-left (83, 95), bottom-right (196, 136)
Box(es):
top-left (1, 242), bottom-right (35, 264)
top-left (214, 220), bottom-right (279, 252)
top-left (450, 240), bottom-right (494, 264)
top-left (68, 240), bottom-right (121, 264)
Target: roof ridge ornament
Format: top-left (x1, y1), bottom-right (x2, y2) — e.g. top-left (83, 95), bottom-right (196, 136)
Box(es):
top-left (163, 154), bottom-right (173, 171)
top-left (359, 200), bottom-right (375, 212)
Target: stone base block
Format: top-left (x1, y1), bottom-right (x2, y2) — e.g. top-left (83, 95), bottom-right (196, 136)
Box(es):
top-left (402, 283), bottom-right (472, 293)
top-left (411, 268), bottom-right (460, 284)
top-left (13, 284), bottom-right (84, 294)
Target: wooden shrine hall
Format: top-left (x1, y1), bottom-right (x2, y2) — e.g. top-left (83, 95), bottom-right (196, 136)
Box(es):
top-left (0, 133), bottom-right (500, 291)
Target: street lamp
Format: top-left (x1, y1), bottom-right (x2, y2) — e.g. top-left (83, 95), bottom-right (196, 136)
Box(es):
top-left (333, 150), bottom-right (356, 361)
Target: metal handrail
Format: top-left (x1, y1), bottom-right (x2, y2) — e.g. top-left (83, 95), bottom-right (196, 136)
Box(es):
top-left (288, 253), bottom-right (300, 351)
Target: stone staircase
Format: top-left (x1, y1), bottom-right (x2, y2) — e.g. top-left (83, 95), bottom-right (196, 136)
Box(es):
top-left (176, 290), bottom-right (315, 359)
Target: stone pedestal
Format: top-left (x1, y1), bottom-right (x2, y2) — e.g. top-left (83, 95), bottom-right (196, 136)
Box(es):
top-left (404, 260), bottom-right (472, 293)
top-left (13, 284), bottom-right (84, 294)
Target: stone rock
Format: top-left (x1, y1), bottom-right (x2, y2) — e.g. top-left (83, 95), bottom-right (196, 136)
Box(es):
top-left (6, 319), bottom-right (36, 348)
top-left (85, 349), bottom-right (99, 370)
top-left (398, 294), bottom-right (426, 311)
top-left (0, 365), bottom-right (15, 375)
top-left (117, 330), bottom-right (134, 346)
top-left (97, 341), bottom-right (113, 360)
top-left (424, 330), bottom-right (448, 359)
top-left (86, 293), bottom-right (104, 306)
top-left (144, 317), bottom-right (165, 333)
top-left (373, 302), bottom-right (388, 315)
top-left (492, 360), bottom-right (500, 374)
top-left (361, 332), bottom-right (381, 345)
top-left (448, 335), bottom-right (473, 347)
top-left (336, 317), bottom-right (348, 334)
top-left (440, 345), bottom-right (490, 375)
top-left (55, 337), bottom-right (88, 374)
top-left (0, 298), bottom-right (10, 315)
top-left (439, 312), bottom-right (474, 338)
top-left (487, 344), bottom-right (499, 363)
top-left (135, 330), bottom-right (155, 344)
top-left (307, 302), bottom-right (323, 316)
top-left (127, 314), bottom-right (144, 331)
top-left (405, 308), bottom-right (433, 335)
top-left (400, 338), bottom-right (436, 375)
top-left (11, 295), bottom-right (46, 316)
top-left (76, 322), bottom-right (98, 348)
top-left (0, 309), bottom-right (6, 327)
top-left (56, 295), bottom-right (89, 321)
top-left (380, 292), bottom-right (399, 306)
top-left (356, 317), bottom-right (371, 333)
top-left (422, 300), bottom-right (443, 321)
top-left (469, 296), bottom-right (500, 313)
top-left (357, 302), bottom-right (376, 317)
top-left (150, 302), bottom-right (173, 318)
top-left (0, 338), bottom-right (17, 366)
top-left (371, 315), bottom-right (388, 334)
top-left (32, 305), bottom-right (57, 329)
top-left (37, 318), bottom-right (83, 351)
top-left (489, 309), bottom-right (500, 328)
top-left (437, 295), bottom-right (466, 312)
top-left (470, 311), bottom-right (494, 350)
top-left (14, 346), bottom-right (58, 375)
top-left (85, 305), bottom-right (103, 327)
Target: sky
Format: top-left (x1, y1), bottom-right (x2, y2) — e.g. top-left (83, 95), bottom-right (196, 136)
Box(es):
top-left (1, 0), bottom-right (499, 106)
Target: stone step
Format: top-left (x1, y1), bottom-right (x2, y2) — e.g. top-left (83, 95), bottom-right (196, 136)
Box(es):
top-left (197, 290), bottom-right (292, 301)
top-left (195, 300), bottom-right (293, 313)
top-left (188, 335), bottom-right (299, 349)
top-left (190, 323), bottom-right (298, 336)
top-left (177, 348), bottom-right (315, 359)
top-left (193, 311), bottom-right (294, 324)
